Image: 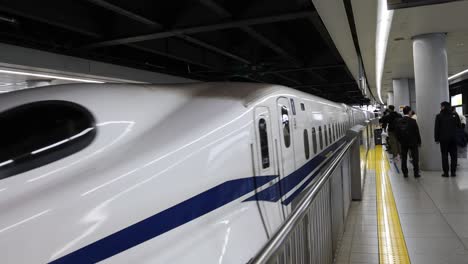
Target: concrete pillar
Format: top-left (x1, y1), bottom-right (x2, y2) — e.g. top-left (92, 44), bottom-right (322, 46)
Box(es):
top-left (393, 78), bottom-right (410, 113)
top-left (413, 33), bottom-right (448, 171)
top-left (387, 92), bottom-right (394, 106)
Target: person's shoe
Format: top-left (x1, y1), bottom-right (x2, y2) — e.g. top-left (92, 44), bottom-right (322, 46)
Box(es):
top-left (403, 174), bottom-right (408, 178)
top-left (451, 173), bottom-right (456, 177)
top-left (442, 173), bottom-right (449, 177)
top-left (414, 174), bottom-right (421, 178)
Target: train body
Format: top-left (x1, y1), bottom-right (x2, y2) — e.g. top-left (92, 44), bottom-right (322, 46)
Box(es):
top-left (0, 83), bottom-right (373, 263)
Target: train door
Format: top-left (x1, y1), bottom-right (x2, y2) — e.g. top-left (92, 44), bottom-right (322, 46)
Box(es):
top-left (277, 97), bottom-right (296, 215)
top-left (253, 107), bottom-right (284, 234)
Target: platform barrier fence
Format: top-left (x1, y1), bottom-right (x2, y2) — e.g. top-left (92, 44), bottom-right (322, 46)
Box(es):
top-left (249, 137), bottom-right (358, 264)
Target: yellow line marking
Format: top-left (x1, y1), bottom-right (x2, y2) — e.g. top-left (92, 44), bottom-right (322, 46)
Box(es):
top-left (375, 145), bottom-right (411, 264)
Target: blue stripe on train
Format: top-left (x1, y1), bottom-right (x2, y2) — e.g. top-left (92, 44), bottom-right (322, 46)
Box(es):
top-left (49, 138), bottom-right (348, 263)
top-left (49, 176), bottom-right (277, 264)
top-left (244, 138), bottom-right (346, 205)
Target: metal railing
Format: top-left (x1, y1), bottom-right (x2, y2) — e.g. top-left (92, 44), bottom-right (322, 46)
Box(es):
top-left (249, 137), bottom-right (357, 264)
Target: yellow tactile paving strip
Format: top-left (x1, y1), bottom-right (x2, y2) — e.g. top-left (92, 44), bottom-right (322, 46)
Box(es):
top-left (374, 145), bottom-right (411, 264)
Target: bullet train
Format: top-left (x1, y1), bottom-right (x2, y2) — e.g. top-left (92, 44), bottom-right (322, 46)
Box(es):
top-left (0, 82), bottom-right (373, 263)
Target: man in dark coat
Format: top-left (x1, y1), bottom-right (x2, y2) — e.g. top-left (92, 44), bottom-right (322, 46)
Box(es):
top-left (380, 105), bottom-right (402, 158)
top-left (395, 106), bottom-right (421, 178)
top-left (435, 101), bottom-right (461, 177)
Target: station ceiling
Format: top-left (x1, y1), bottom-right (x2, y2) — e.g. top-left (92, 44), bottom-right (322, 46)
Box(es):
top-left (382, 1), bottom-right (468, 96)
top-left (0, 0), bottom-right (368, 104)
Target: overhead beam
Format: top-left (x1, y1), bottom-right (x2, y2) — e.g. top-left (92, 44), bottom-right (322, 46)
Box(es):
top-left (178, 35), bottom-right (250, 64)
top-left (192, 64), bottom-right (345, 76)
top-left (83, 0), bottom-right (306, 84)
top-left (128, 43), bottom-right (217, 70)
top-left (261, 64), bottom-right (345, 74)
top-left (82, 11), bottom-right (314, 49)
top-left (0, 0), bottom-right (103, 37)
top-left (85, 0), bottom-right (305, 86)
top-left (198, 0), bottom-right (232, 18)
top-left (86, 0), bottom-right (242, 64)
top-left (240, 26), bottom-right (302, 67)
top-left (196, 0), bottom-right (300, 67)
top-left (85, 0), bottom-right (162, 27)
top-left (84, 0), bottom-right (250, 70)
top-left (196, 0), bottom-right (306, 85)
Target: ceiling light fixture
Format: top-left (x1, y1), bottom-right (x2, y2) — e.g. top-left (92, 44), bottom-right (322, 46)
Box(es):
top-left (0, 69), bottom-right (104, 83)
top-left (376, 0), bottom-right (394, 104)
top-left (448, 69), bottom-right (468, 81)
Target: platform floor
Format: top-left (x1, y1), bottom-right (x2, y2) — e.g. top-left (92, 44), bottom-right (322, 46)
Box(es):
top-left (335, 146), bottom-right (468, 264)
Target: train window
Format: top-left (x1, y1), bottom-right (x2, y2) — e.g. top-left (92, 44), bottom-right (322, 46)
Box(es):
top-left (335, 123), bottom-right (338, 139)
top-left (258, 118), bottom-right (270, 169)
top-left (312, 128), bottom-right (317, 154)
top-left (290, 99), bottom-right (296, 115)
top-left (303, 129), bottom-right (310, 160)
top-left (331, 123), bottom-right (334, 142)
top-left (0, 100), bottom-right (96, 180)
top-left (328, 125), bottom-right (332, 144)
top-left (324, 125), bottom-right (328, 146)
top-left (281, 105), bottom-right (291, 148)
top-left (300, 103), bottom-right (305, 111)
top-left (319, 126), bottom-right (323, 150)
top-left (332, 124), bottom-right (336, 141)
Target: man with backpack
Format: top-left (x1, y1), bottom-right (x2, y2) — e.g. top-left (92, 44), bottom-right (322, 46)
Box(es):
top-left (435, 101), bottom-right (461, 177)
top-left (396, 106), bottom-right (421, 178)
top-left (380, 105), bottom-right (402, 158)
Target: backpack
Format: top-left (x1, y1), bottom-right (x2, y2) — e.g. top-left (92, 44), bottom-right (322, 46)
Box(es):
top-left (396, 118), bottom-right (410, 143)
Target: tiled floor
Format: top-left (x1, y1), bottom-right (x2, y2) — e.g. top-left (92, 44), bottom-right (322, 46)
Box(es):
top-left (395, 157), bottom-right (468, 264)
top-left (335, 148), bottom-right (468, 264)
top-left (335, 169), bottom-right (379, 264)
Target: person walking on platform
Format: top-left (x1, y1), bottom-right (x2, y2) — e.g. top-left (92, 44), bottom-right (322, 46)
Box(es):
top-left (452, 107), bottom-right (468, 159)
top-left (395, 106), bottom-right (421, 178)
top-left (435, 101), bottom-right (461, 177)
top-left (452, 107), bottom-right (466, 128)
top-left (380, 105), bottom-right (402, 158)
